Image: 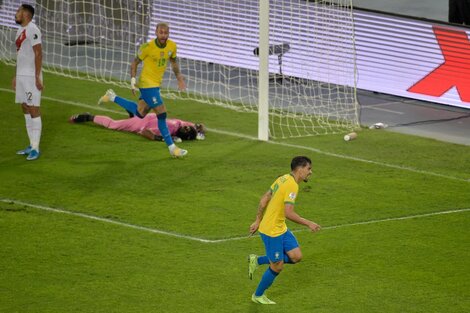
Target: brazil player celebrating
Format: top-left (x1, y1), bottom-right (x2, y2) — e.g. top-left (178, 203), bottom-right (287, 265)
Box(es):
top-left (98, 22), bottom-right (187, 158)
top-left (248, 156), bottom-right (321, 304)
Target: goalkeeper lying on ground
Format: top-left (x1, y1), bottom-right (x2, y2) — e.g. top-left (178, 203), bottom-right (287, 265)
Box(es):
top-left (69, 113), bottom-right (205, 142)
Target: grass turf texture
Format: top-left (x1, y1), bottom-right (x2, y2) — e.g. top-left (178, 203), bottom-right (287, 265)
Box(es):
top-left (1, 63), bottom-right (469, 312)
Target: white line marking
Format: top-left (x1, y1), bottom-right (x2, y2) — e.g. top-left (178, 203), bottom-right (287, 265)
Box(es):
top-left (362, 105), bottom-right (405, 115)
top-left (207, 128), bottom-right (469, 183)
top-left (363, 101), bottom-right (407, 107)
top-left (1, 87), bottom-right (468, 184)
top-left (319, 208), bottom-right (470, 230)
top-left (213, 208), bottom-right (470, 242)
top-left (1, 199), bottom-right (469, 244)
top-left (361, 99), bottom-right (415, 107)
top-left (0, 199), bottom-right (213, 243)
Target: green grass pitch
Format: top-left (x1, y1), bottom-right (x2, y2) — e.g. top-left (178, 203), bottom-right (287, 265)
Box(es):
top-left (0, 63), bottom-right (469, 312)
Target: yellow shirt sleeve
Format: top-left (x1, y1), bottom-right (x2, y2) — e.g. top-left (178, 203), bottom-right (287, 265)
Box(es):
top-left (283, 181), bottom-right (298, 205)
top-left (137, 42), bottom-right (149, 60)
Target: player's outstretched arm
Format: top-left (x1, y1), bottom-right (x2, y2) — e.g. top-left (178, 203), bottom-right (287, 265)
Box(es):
top-left (285, 204), bottom-right (321, 232)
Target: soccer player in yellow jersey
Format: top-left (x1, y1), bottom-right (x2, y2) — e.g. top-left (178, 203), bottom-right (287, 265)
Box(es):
top-left (248, 156), bottom-right (321, 304)
top-left (98, 22), bottom-right (188, 158)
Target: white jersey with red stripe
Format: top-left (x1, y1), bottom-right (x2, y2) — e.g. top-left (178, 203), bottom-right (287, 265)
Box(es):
top-left (15, 21), bottom-right (42, 77)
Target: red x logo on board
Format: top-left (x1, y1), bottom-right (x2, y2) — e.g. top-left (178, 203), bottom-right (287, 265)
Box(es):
top-left (408, 26), bottom-right (470, 103)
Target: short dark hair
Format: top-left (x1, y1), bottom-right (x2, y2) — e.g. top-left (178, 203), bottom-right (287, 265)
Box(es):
top-left (291, 156), bottom-right (311, 170)
top-left (21, 4), bottom-right (35, 18)
top-left (176, 126), bottom-right (197, 140)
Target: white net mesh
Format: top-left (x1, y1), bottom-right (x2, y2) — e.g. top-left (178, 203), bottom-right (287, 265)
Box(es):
top-left (0, 0), bottom-right (149, 82)
top-left (0, 0), bottom-right (358, 138)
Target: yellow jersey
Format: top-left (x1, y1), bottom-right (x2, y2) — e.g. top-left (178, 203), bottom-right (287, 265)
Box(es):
top-left (259, 174), bottom-right (299, 237)
top-left (137, 38), bottom-right (178, 88)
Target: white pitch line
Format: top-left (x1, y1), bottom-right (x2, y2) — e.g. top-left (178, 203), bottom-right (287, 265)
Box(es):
top-left (1, 199), bottom-right (469, 244)
top-left (1, 87), bottom-right (468, 184)
top-left (0, 199), bottom-right (213, 243)
top-left (362, 105), bottom-right (405, 115)
top-left (318, 208), bottom-right (470, 231)
top-left (207, 128), bottom-right (469, 183)
top-left (212, 207), bottom-right (470, 243)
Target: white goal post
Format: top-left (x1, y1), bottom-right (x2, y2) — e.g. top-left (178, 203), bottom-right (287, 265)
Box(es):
top-left (258, 0), bottom-right (270, 141)
top-left (0, 0), bottom-right (359, 139)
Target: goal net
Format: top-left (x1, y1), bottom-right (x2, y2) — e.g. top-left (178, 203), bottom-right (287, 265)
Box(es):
top-left (0, 0), bottom-right (358, 138)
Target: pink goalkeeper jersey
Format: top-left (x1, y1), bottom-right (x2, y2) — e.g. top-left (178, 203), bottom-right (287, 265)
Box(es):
top-left (93, 113), bottom-right (195, 136)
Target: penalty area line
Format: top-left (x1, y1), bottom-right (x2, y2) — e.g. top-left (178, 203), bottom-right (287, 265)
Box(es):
top-left (1, 198), bottom-right (469, 244)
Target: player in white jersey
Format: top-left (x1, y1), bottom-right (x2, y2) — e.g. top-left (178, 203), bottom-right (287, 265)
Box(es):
top-left (12, 4), bottom-right (43, 161)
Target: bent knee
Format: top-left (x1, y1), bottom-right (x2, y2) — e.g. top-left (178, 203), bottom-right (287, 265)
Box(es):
top-left (289, 252), bottom-right (303, 263)
top-left (270, 262), bottom-right (284, 273)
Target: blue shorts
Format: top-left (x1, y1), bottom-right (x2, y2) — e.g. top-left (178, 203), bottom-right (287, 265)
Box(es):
top-left (139, 87), bottom-right (163, 108)
top-left (260, 229), bottom-right (299, 263)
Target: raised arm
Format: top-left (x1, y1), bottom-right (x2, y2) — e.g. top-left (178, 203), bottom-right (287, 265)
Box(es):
top-left (249, 190), bottom-right (272, 235)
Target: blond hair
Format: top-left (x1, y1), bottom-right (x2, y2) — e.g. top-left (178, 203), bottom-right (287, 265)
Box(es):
top-left (156, 22), bottom-right (169, 30)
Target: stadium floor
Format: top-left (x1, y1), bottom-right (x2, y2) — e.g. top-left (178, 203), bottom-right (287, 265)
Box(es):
top-left (358, 90), bottom-right (470, 146)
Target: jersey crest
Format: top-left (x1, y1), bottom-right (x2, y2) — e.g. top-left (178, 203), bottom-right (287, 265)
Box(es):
top-left (288, 192), bottom-right (296, 200)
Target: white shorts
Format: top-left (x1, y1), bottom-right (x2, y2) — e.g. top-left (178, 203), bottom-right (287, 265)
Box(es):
top-left (15, 75), bottom-right (42, 107)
